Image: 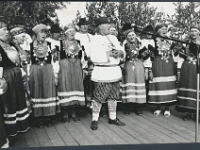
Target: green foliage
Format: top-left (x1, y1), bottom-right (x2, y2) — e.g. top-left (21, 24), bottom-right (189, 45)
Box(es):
top-left (0, 1), bottom-right (68, 34)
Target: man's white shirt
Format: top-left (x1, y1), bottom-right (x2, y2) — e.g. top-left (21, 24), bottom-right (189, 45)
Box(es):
top-left (90, 34), bottom-right (124, 82)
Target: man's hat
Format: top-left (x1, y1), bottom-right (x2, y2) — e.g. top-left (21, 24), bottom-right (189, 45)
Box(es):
top-left (9, 16), bottom-right (25, 30)
top-left (77, 18), bottom-right (88, 26)
top-left (95, 17), bottom-right (112, 27)
top-left (121, 23), bottom-right (132, 32)
top-left (50, 24), bottom-right (62, 33)
top-left (143, 24), bottom-right (154, 33)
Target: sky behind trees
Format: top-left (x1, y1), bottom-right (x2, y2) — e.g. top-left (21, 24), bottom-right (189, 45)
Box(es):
top-left (56, 2), bottom-right (189, 27)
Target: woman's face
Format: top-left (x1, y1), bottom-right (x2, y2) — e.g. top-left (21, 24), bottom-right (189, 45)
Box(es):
top-left (157, 26), bottom-right (168, 37)
top-left (37, 30), bottom-right (47, 42)
top-left (0, 27), bottom-right (10, 42)
top-left (190, 28), bottom-right (200, 40)
top-left (14, 33), bottom-right (26, 44)
top-left (66, 28), bottom-right (76, 40)
top-left (109, 28), bottom-right (116, 36)
top-left (127, 31), bottom-right (136, 43)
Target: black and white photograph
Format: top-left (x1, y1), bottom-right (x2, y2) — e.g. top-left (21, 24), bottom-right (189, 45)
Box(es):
top-left (0, 1), bottom-right (200, 149)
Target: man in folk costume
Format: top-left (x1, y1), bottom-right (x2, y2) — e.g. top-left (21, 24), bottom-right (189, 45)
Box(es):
top-left (90, 17), bottom-right (126, 130)
top-left (75, 18), bottom-right (93, 108)
top-left (0, 16), bottom-right (30, 146)
top-left (139, 25), bottom-right (155, 101)
top-left (46, 23), bottom-right (62, 84)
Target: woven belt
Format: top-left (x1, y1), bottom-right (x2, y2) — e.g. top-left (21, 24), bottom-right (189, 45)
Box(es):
top-left (95, 64), bottom-right (119, 67)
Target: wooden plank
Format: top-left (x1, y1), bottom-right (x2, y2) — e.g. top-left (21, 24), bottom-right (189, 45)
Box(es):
top-left (144, 109), bottom-right (195, 140)
top-left (70, 115), bottom-right (104, 145)
top-left (98, 115), bottom-right (141, 144)
top-left (79, 112), bottom-right (117, 145)
top-left (117, 112), bottom-right (170, 144)
top-left (14, 134), bottom-right (27, 147)
top-left (33, 127), bottom-right (54, 147)
top-left (44, 125), bottom-right (66, 146)
top-left (54, 122), bottom-right (79, 146)
top-left (119, 110), bottom-right (188, 143)
top-left (62, 120), bottom-right (91, 145)
top-left (24, 128), bottom-right (40, 147)
top-left (141, 109), bottom-right (194, 143)
top-left (84, 112), bottom-right (130, 145)
top-left (117, 112), bottom-right (177, 144)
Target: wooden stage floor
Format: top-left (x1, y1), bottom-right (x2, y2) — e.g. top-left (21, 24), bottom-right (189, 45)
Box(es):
top-left (13, 105), bottom-right (199, 147)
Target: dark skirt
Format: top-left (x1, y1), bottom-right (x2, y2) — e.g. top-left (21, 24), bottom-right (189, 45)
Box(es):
top-left (1, 67), bottom-right (30, 137)
top-left (29, 64), bottom-right (60, 117)
top-left (0, 111), bottom-right (7, 147)
top-left (176, 60), bottom-right (199, 113)
top-left (121, 60), bottom-right (146, 104)
top-left (58, 58), bottom-right (85, 107)
top-left (148, 56), bottom-right (177, 106)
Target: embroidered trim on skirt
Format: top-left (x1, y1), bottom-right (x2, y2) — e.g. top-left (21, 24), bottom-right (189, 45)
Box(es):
top-left (29, 64), bottom-right (60, 117)
top-left (148, 56), bottom-right (177, 105)
top-left (120, 60), bottom-right (146, 104)
top-left (176, 60), bottom-right (200, 113)
top-left (58, 59), bottom-right (85, 107)
top-left (1, 67), bottom-right (30, 137)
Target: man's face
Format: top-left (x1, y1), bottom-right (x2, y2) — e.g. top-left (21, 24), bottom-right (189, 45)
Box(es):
top-left (79, 24), bottom-right (88, 33)
top-left (157, 26), bottom-right (168, 37)
top-left (52, 33), bottom-right (60, 40)
top-left (127, 31), bottom-right (136, 43)
top-left (99, 23), bottom-right (110, 35)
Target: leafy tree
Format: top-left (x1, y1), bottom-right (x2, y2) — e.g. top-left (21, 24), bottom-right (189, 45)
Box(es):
top-left (0, 1), bottom-right (68, 34)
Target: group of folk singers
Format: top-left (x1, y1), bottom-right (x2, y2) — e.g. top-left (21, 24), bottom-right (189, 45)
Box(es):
top-left (0, 15), bottom-right (200, 148)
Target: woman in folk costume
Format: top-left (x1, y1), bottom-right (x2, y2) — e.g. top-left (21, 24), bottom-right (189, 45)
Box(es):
top-left (0, 73), bottom-right (9, 148)
top-left (148, 23), bottom-right (177, 117)
top-left (120, 27), bottom-right (146, 116)
top-left (29, 24), bottom-right (60, 128)
top-left (175, 24), bottom-right (200, 121)
top-left (58, 24), bottom-right (85, 123)
top-left (0, 16), bottom-right (30, 146)
top-left (9, 25), bottom-right (32, 115)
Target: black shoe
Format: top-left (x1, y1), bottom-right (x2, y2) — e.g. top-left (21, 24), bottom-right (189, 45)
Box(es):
top-left (35, 119), bottom-right (44, 128)
top-left (62, 113), bottom-right (70, 123)
top-left (44, 119), bottom-right (52, 127)
top-left (108, 118), bottom-right (126, 126)
top-left (91, 121), bottom-right (98, 130)
top-left (70, 115), bottom-right (80, 123)
top-left (136, 109), bottom-right (143, 116)
top-left (183, 114), bottom-right (192, 121)
top-left (124, 110), bottom-right (130, 115)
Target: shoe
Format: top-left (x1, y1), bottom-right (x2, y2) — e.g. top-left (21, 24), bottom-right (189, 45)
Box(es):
top-left (164, 110), bottom-right (170, 117)
top-left (124, 110), bottom-right (130, 116)
top-left (136, 109), bottom-right (143, 116)
top-left (35, 119), bottom-right (44, 128)
top-left (70, 115), bottom-right (80, 123)
top-left (91, 121), bottom-right (98, 130)
top-left (183, 113), bottom-right (192, 121)
top-left (154, 110), bottom-right (161, 116)
top-left (62, 113), bottom-right (70, 123)
top-left (108, 118), bottom-right (126, 126)
top-left (44, 119), bottom-right (52, 127)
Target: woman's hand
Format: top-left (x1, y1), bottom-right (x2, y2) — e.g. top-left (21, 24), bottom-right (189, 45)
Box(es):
top-left (0, 78), bottom-right (8, 95)
top-left (149, 71), bottom-right (153, 81)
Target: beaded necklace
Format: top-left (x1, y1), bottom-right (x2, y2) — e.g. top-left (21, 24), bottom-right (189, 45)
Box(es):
top-left (33, 40), bottom-right (50, 66)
